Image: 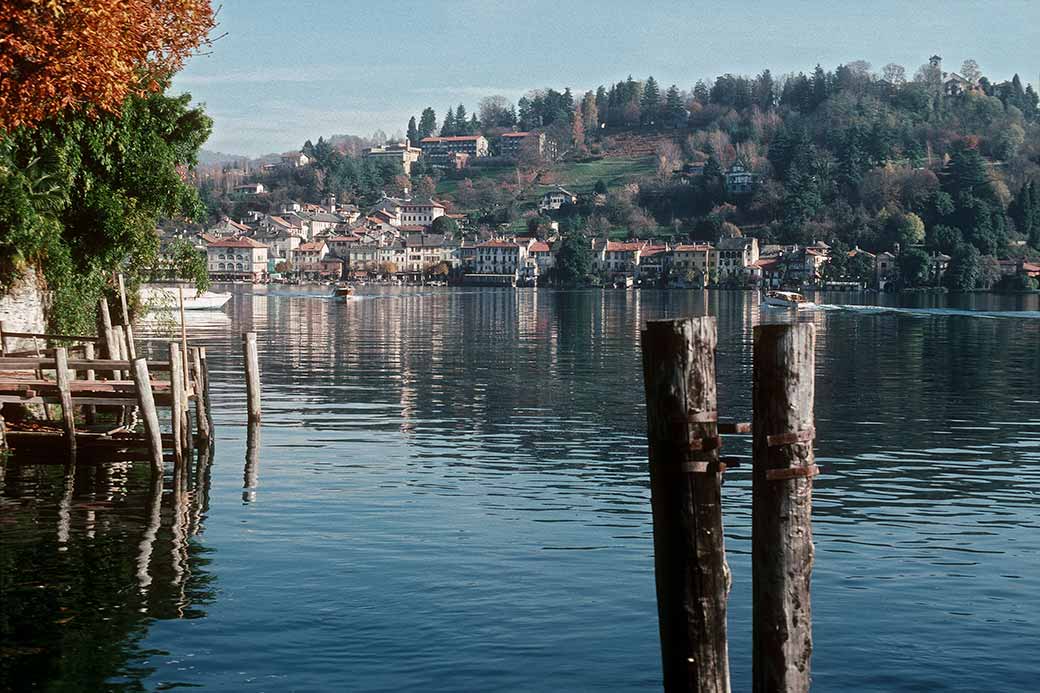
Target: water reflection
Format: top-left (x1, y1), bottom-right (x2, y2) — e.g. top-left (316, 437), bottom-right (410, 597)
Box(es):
top-left (0, 446), bottom-right (215, 690)
top-left (3, 286), bottom-right (1040, 691)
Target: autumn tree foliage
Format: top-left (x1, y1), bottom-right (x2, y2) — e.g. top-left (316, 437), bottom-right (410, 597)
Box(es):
top-left (0, 0), bottom-right (215, 131)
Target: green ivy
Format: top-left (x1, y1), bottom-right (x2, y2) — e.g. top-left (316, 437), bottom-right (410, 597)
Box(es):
top-left (0, 85), bottom-right (212, 333)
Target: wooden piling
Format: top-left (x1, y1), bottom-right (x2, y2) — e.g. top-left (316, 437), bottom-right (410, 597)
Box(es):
top-left (243, 332), bottom-right (261, 423)
top-left (83, 342), bottom-right (97, 425)
top-left (640, 317), bottom-right (730, 693)
top-left (117, 273), bottom-right (136, 359)
top-left (99, 299), bottom-right (120, 380)
top-left (199, 346), bottom-right (213, 431)
top-left (0, 319), bottom-right (6, 356)
top-left (191, 347), bottom-right (211, 442)
top-left (169, 342), bottom-right (185, 466)
top-left (131, 358), bottom-right (164, 470)
top-left (243, 421), bottom-right (260, 503)
top-left (752, 323), bottom-right (816, 693)
top-left (54, 347), bottom-right (77, 456)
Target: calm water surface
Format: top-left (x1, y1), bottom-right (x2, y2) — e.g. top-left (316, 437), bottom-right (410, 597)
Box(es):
top-left (2, 287), bottom-right (1039, 691)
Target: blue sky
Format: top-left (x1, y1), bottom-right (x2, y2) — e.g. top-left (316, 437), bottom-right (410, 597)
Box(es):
top-left (172, 0), bottom-right (1040, 156)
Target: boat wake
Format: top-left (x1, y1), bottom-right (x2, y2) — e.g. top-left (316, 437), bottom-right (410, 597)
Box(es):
top-left (816, 304), bottom-right (1040, 320)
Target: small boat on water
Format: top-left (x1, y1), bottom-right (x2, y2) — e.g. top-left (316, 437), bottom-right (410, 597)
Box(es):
top-left (762, 290), bottom-right (816, 310)
top-left (332, 284), bottom-right (355, 300)
top-left (140, 285), bottom-right (232, 311)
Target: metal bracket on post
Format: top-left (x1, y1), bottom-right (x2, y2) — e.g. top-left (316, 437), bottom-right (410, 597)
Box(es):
top-left (669, 413), bottom-right (752, 474)
top-left (764, 425), bottom-right (818, 480)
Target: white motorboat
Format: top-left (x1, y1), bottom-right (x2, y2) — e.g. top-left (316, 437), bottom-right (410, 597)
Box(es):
top-left (140, 285), bottom-right (232, 311)
top-left (762, 290), bottom-right (815, 310)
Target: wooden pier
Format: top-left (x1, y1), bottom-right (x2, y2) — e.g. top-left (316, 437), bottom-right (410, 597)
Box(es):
top-left (0, 290), bottom-right (219, 467)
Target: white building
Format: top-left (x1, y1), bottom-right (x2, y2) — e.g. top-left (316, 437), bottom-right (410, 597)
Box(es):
top-left (538, 186), bottom-right (577, 212)
top-left (207, 237), bottom-right (269, 282)
top-left (362, 141), bottom-right (422, 175)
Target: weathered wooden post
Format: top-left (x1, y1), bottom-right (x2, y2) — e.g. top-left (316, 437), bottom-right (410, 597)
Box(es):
top-left (54, 347), bottom-right (77, 457)
top-left (99, 299), bottom-right (120, 381)
top-left (752, 323), bottom-right (817, 693)
top-left (191, 347), bottom-right (211, 443)
top-left (243, 332), bottom-right (261, 423)
top-left (117, 273), bottom-right (136, 359)
top-left (168, 342), bottom-right (185, 466)
top-left (0, 319), bottom-right (6, 356)
top-left (243, 421), bottom-right (260, 503)
top-left (641, 317), bottom-right (730, 693)
top-left (199, 346), bottom-right (214, 432)
top-left (131, 358), bottom-right (164, 470)
top-left (83, 342), bottom-right (97, 425)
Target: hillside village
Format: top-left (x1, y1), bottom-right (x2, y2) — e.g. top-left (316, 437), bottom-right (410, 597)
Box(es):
top-left (178, 56), bottom-right (1040, 292)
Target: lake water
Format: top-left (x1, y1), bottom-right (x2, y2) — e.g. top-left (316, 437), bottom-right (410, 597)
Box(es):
top-left (2, 287), bottom-right (1039, 691)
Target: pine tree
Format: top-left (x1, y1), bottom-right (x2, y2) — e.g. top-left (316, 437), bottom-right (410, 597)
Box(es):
top-left (469, 113), bottom-right (479, 134)
top-left (406, 116), bottom-right (418, 145)
top-left (440, 107), bottom-right (456, 136)
top-left (454, 104), bottom-right (468, 134)
top-left (418, 107), bottom-right (437, 140)
top-left (664, 84), bottom-right (685, 127)
top-left (641, 76), bottom-right (660, 125)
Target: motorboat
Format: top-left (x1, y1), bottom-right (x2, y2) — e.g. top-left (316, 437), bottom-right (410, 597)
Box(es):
top-left (332, 284), bottom-right (355, 300)
top-left (762, 290), bottom-right (815, 310)
top-left (140, 285), bottom-right (232, 311)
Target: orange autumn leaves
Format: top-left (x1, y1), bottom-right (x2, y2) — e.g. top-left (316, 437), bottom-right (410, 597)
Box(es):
top-left (0, 0), bottom-right (214, 131)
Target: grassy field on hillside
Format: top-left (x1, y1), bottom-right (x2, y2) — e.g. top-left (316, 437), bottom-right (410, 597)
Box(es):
top-left (436, 156), bottom-right (655, 200)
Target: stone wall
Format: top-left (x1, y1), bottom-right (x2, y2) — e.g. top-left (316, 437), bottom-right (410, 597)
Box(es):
top-left (0, 266), bottom-right (48, 352)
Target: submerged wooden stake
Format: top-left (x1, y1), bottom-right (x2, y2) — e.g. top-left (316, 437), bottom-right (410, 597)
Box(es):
top-left (243, 332), bottom-right (260, 423)
top-left (54, 347), bottom-right (77, 457)
top-left (131, 358), bottom-right (164, 470)
top-left (641, 317), bottom-right (730, 693)
top-left (752, 323), bottom-right (816, 693)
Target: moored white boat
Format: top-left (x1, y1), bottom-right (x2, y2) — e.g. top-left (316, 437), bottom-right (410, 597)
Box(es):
top-left (762, 290), bottom-right (815, 310)
top-left (140, 285), bottom-right (232, 311)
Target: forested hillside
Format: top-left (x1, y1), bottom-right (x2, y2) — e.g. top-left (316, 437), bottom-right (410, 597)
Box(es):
top-left (201, 56), bottom-right (1040, 281)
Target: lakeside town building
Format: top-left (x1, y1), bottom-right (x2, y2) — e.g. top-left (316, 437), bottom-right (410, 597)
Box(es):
top-left (362, 141), bottom-right (422, 175)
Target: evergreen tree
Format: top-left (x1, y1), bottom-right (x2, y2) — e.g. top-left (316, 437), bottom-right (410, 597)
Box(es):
top-left (641, 76), bottom-right (660, 125)
top-left (754, 69), bottom-right (775, 110)
top-left (454, 104), bottom-right (468, 134)
top-left (693, 80), bottom-right (710, 103)
top-left (664, 84), bottom-right (685, 127)
top-left (469, 113), bottom-right (480, 133)
top-left (440, 106), bottom-right (456, 136)
top-left (944, 243), bottom-right (981, 291)
top-left (406, 116), bottom-right (418, 145)
top-left (417, 107), bottom-right (437, 139)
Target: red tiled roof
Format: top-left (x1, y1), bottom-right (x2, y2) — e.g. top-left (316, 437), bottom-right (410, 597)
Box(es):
top-left (641, 245), bottom-right (669, 256)
top-left (605, 241), bottom-right (646, 252)
top-left (500, 131), bottom-right (534, 138)
top-left (297, 241), bottom-right (326, 252)
top-left (673, 244), bottom-right (712, 252)
top-left (327, 235), bottom-right (361, 242)
top-left (478, 240), bottom-right (520, 248)
top-left (208, 237), bottom-right (267, 249)
top-left (530, 241), bottom-right (551, 253)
